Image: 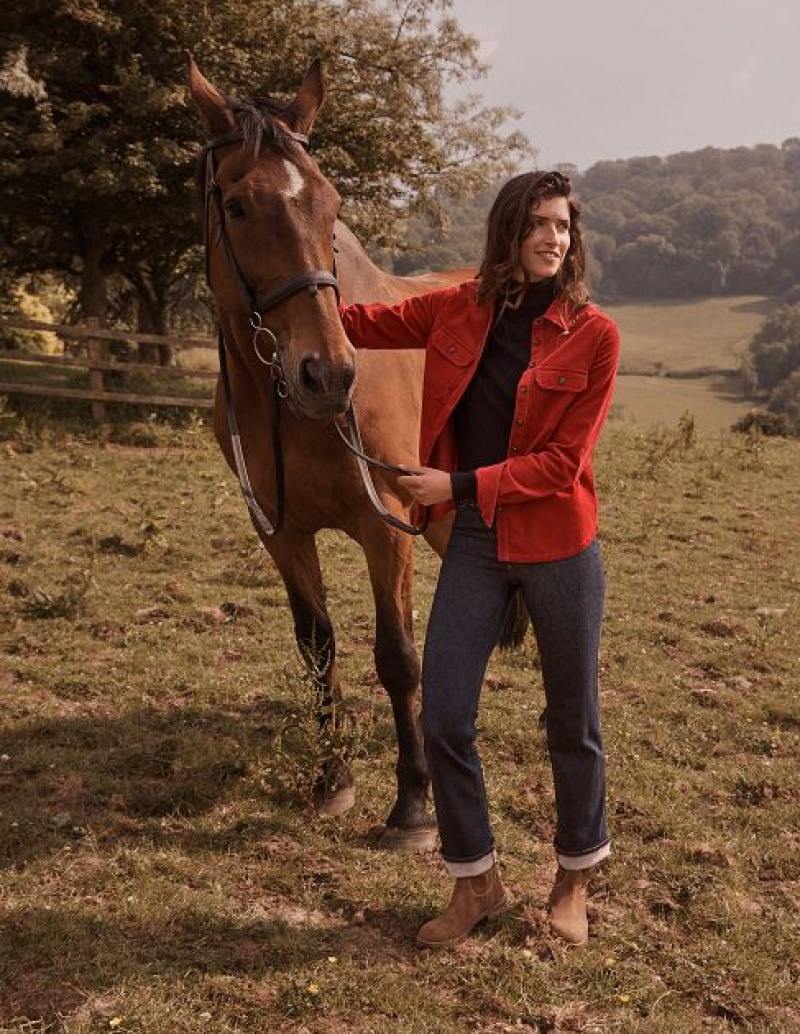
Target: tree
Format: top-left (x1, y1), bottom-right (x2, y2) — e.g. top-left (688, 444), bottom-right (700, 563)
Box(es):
top-left (772, 233), bottom-right (800, 293)
top-left (742, 304), bottom-right (800, 395)
top-left (391, 182), bottom-right (498, 274)
top-left (781, 137), bottom-right (800, 175)
top-left (767, 369), bottom-right (800, 433)
top-left (0, 0), bottom-right (529, 358)
top-left (606, 235), bottom-right (677, 297)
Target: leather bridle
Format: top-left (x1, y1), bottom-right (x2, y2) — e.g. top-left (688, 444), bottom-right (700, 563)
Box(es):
top-left (201, 127), bottom-right (428, 538)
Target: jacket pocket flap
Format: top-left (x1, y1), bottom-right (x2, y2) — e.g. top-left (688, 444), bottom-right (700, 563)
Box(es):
top-left (430, 329), bottom-right (475, 367)
top-left (535, 368), bottom-right (588, 392)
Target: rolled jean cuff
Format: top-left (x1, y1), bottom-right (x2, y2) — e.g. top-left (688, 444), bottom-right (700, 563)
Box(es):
top-left (444, 849), bottom-right (496, 878)
top-left (557, 841), bottom-right (610, 871)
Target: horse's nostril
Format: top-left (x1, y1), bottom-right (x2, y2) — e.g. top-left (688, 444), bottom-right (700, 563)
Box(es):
top-left (300, 356), bottom-right (354, 397)
top-left (300, 356), bottom-right (320, 392)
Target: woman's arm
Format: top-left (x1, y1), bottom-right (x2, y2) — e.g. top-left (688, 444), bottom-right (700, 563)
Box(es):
top-left (339, 292), bottom-right (440, 350)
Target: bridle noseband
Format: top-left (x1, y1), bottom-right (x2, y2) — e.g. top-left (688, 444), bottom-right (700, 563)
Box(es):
top-left (202, 127), bottom-right (428, 539)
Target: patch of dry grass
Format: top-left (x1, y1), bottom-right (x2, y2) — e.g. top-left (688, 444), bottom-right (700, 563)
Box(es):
top-left (606, 294), bottom-right (778, 432)
top-left (611, 372), bottom-right (750, 433)
top-left (1, 408), bottom-right (798, 1033)
top-left (606, 295), bottom-right (777, 374)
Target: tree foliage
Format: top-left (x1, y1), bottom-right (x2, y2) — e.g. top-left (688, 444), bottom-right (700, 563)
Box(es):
top-left (0, 0), bottom-right (528, 349)
top-left (400, 139), bottom-right (800, 302)
top-left (582, 143), bottom-right (800, 299)
top-left (741, 303), bottom-right (800, 432)
top-left (744, 305), bottom-right (800, 391)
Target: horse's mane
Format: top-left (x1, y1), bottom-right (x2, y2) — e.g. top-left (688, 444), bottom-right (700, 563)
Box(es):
top-left (228, 96), bottom-right (299, 158)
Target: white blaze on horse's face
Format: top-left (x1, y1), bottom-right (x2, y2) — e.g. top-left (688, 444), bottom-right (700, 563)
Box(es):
top-left (281, 158), bottom-right (305, 200)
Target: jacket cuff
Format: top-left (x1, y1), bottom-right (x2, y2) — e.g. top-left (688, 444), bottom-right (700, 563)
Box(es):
top-left (450, 471), bottom-right (477, 502)
top-left (475, 466), bottom-right (502, 528)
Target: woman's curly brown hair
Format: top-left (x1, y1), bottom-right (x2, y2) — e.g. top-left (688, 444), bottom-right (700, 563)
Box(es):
top-left (477, 171), bottom-right (589, 314)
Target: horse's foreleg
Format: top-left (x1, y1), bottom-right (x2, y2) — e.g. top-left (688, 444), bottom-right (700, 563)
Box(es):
top-left (266, 532), bottom-right (355, 816)
top-left (362, 523), bottom-right (436, 853)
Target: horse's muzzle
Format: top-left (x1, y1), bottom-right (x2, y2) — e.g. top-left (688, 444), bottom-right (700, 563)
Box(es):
top-left (294, 353), bottom-right (356, 417)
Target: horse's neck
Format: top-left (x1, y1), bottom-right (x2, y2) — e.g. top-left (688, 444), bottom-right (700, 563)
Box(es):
top-left (334, 221), bottom-right (394, 303)
top-left (334, 220), bottom-right (473, 305)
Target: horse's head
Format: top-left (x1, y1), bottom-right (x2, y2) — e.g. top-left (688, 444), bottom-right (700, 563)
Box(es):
top-left (188, 57), bottom-right (356, 419)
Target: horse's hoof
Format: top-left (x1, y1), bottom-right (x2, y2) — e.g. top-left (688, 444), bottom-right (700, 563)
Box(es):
top-left (378, 823), bottom-right (438, 854)
top-left (315, 784), bottom-right (356, 816)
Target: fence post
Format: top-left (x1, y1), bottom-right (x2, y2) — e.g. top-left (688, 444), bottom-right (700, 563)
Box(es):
top-left (85, 316), bottom-right (107, 421)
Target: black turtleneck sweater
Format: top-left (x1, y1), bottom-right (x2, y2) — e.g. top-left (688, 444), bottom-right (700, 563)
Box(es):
top-left (451, 278), bottom-right (557, 501)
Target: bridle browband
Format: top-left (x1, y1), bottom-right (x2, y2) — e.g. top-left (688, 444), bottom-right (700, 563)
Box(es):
top-left (202, 126), bottom-right (428, 539)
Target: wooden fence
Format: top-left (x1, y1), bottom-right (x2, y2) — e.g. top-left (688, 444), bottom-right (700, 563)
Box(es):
top-left (0, 317), bottom-right (218, 420)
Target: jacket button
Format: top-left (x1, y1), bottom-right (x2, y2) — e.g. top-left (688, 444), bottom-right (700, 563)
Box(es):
top-left (447, 345), bottom-right (456, 353)
top-left (511, 446), bottom-right (519, 454)
top-left (519, 386), bottom-right (527, 394)
top-left (557, 375), bottom-right (566, 385)
top-left (516, 418), bottom-right (523, 426)
top-left (529, 361), bottom-right (536, 368)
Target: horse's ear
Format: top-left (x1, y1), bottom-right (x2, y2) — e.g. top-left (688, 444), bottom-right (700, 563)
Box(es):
top-left (186, 54), bottom-right (237, 137)
top-left (285, 59), bottom-right (325, 138)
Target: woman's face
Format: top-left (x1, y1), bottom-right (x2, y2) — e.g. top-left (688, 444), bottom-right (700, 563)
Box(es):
top-left (517, 195), bottom-right (571, 281)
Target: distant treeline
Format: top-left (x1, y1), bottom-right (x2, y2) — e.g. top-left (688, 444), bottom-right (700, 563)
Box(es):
top-left (395, 139), bottom-right (800, 302)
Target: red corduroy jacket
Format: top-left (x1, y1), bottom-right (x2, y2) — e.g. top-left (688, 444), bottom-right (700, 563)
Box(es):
top-left (340, 279), bottom-right (620, 562)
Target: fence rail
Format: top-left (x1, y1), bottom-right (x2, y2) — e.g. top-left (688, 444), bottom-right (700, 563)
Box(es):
top-left (0, 317), bottom-right (218, 418)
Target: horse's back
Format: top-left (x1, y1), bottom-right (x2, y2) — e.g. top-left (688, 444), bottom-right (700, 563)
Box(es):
top-left (335, 221), bottom-right (473, 304)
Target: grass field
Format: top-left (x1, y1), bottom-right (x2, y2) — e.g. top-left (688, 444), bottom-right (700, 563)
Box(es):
top-left (610, 374), bottom-right (748, 434)
top-left (605, 296), bottom-right (776, 375)
top-left (602, 295), bottom-right (778, 432)
top-left (1, 405), bottom-right (798, 1033)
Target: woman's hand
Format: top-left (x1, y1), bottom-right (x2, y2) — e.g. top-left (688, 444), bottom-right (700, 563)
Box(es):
top-left (397, 466), bottom-right (453, 506)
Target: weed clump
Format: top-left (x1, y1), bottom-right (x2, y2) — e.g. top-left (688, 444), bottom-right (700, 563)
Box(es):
top-left (640, 411), bottom-right (698, 478)
top-left (733, 408), bottom-right (790, 437)
top-left (20, 568), bottom-right (93, 619)
top-left (265, 648), bottom-right (372, 808)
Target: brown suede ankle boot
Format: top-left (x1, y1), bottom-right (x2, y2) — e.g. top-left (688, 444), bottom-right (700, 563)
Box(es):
top-left (548, 864), bottom-right (592, 944)
top-left (416, 863), bottom-right (508, 948)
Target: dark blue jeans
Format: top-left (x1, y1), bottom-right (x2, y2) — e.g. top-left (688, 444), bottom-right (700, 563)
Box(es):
top-left (421, 502), bottom-right (610, 875)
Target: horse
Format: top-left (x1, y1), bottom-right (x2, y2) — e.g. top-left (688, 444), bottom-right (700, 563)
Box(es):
top-left (187, 57), bottom-right (477, 852)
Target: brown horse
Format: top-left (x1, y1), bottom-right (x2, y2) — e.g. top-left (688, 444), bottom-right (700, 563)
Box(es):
top-left (188, 57), bottom-right (471, 851)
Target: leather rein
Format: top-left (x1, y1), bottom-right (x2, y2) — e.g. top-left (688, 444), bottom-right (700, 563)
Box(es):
top-left (202, 128), bottom-right (428, 538)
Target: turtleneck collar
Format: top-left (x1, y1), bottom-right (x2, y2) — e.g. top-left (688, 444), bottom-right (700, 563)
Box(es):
top-left (498, 276), bottom-right (557, 320)
top-left (515, 277), bottom-right (557, 311)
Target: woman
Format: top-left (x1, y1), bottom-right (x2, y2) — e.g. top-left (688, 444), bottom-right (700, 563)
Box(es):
top-left (340, 171), bottom-right (619, 947)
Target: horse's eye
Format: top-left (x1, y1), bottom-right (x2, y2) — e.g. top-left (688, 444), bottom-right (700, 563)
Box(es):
top-left (224, 199), bottom-right (245, 221)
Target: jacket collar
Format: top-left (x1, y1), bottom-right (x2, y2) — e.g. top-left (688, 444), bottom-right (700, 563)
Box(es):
top-left (464, 279), bottom-right (580, 333)
top-left (542, 296), bottom-right (578, 332)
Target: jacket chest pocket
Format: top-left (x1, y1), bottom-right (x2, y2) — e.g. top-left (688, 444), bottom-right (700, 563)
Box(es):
top-left (527, 367), bottom-right (589, 435)
top-left (427, 329), bottom-right (475, 399)
top-left (534, 368), bottom-right (588, 393)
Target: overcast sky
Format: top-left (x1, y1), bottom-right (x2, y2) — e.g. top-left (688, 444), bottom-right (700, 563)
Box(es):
top-left (448, 0), bottom-right (800, 170)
